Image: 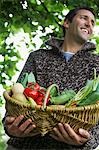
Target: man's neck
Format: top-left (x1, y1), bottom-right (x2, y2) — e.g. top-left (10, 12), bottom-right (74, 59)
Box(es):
top-left (62, 35), bottom-right (84, 53)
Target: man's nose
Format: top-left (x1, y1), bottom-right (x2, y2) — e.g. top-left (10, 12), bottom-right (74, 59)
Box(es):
top-left (85, 20), bottom-right (92, 28)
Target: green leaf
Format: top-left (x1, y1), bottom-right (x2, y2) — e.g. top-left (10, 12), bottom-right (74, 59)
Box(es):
top-left (0, 115), bottom-right (7, 150)
top-left (50, 86), bottom-right (59, 97)
top-left (0, 97), bottom-right (4, 107)
top-left (28, 72), bottom-right (36, 83)
top-left (20, 73), bottom-right (28, 88)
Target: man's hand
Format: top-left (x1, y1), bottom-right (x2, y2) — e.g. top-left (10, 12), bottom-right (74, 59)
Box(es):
top-left (5, 115), bottom-right (39, 137)
top-left (50, 123), bottom-right (90, 146)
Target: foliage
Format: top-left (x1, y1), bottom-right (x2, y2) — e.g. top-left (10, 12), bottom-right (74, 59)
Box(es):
top-left (0, 115), bottom-right (7, 150)
top-left (0, 98), bottom-right (7, 150)
top-left (0, 0), bottom-right (99, 89)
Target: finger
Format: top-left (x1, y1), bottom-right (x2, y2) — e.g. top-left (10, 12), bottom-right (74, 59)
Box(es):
top-left (64, 124), bottom-right (83, 145)
top-left (79, 128), bottom-right (90, 139)
top-left (64, 124), bottom-right (89, 145)
top-left (64, 124), bottom-right (79, 139)
top-left (5, 116), bottom-right (16, 124)
top-left (53, 127), bottom-right (65, 142)
top-left (64, 124), bottom-right (77, 139)
top-left (19, 119), bottom-right (33, 132)
top-left (12, 115), bottom-right (24, 127)
top-left (58, 123), bottom-right (71, 141)
top-left (24, 124), bottom-right (36, 134)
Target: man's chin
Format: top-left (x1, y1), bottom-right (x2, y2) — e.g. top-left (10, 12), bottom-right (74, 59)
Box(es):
top-left (81, 36), bottom-right (89, 42)
top-left (80, 33), bottom-right (90, 41)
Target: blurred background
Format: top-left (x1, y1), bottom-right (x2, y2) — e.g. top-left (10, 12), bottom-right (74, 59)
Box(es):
top-left (0, 0), bottom-right (99, 149)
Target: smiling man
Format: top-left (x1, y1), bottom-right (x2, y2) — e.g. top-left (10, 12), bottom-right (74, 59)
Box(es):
top-left (62, 7), bottom-right (95, 53)
top-left (4, 6), bottom-right (99, 150)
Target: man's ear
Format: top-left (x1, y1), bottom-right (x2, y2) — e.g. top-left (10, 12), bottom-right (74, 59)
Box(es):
top-left (63, 20), bottom-right (70, 29)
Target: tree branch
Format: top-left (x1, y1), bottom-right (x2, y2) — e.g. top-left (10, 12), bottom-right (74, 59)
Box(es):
top-left (39, 0), bottom-right (61, 28)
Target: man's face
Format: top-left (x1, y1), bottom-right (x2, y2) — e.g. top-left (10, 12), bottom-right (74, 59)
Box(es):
top-left (66, 9), bottom-right (95, 43)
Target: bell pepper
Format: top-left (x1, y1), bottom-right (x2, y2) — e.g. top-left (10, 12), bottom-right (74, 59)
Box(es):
top-left (36, 96), bottom-right (44, 105)
top-left (34, 83), bottom-right (40, 90)
top-left (24, 87), bottom-right (39, 100)
top-left (27, 82), bottom-right (40, 91)
top-left (24, 85), bottom-right (50, 106)
top-left (36, 92), bottom-right (50, 105)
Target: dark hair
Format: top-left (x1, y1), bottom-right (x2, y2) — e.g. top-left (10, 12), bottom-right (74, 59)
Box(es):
top-left (64, 6), bottom-right (96, 22)
top-left (63, 6), bottom-right (96, 36)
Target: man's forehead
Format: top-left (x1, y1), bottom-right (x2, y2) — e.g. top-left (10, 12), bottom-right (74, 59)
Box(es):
top-left (76, 9), bottom-right (95, 20)
top-left (77, 9), bottom-right (95, 19)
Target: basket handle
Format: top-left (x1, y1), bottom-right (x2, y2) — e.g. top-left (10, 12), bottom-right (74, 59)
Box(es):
top-left (41, 84), bottom-right (59, 111)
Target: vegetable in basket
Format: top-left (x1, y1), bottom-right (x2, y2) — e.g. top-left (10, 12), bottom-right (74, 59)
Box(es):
top-left (50, 89), bottom-right (76, 105)
top-left (18, 72), bottom-right (76, 106)
top-left (10, 69), bottom-right (99, 108)
top-left (24, 86), bottom-right (49, 105)
top-left (10, 82), bottom-right (37, 107)
top-left (24, 87), bottom-right (39, 101)
top-left (78, 91), bottom-right (99, 106)
top-left (11, 82), bottom-right (24, 94)
top-left (21, 72), bottom-right (36, 88)
top-left (66, 68), bottom-right (99, 107)
top-left (21, 72), bottom-right (49, 105)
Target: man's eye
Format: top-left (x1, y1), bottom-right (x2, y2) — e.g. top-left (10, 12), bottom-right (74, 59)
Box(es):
top-left (80, 16), bottom-right (86, 20)
top-left (91, 21), bottom-right (95, 27)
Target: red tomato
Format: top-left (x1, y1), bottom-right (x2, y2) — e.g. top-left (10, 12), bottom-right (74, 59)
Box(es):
top-left (36, 96), bottom-right (43, 105)
top-left (39, 88), bottom-right (46, 93)
top-left (38, 92), bottom-right (44, 97)
top-left (24, 87), bottom-right (39, 100)
top-left (38, 89), bottom-right (45, 96)
top-left (24, 87), bottom-right (32, 96)
top-left (29, 90), bottom-right (39, 100)
top-left (27, 82), bottom-right (40, 91)
top-left (33, 83), bottom-right (40, 90)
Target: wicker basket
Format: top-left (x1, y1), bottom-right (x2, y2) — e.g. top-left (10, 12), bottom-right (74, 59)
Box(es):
top-left (3, 90), bottom-right (99, 136)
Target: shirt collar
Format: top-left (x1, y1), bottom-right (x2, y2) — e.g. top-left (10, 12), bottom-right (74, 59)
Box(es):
top-left (45, 37), bottom-right (96, 52)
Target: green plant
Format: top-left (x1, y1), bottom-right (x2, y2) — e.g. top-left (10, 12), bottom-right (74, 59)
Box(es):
top-left (0, 97), bottom-right (7, 150)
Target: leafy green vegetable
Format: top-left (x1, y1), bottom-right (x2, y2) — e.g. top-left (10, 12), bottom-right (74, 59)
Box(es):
top-left (65, 68), bottom-right (99, 107)
top-left (27, 72), bottom-right (36, 83)
top-left (50, 86), bottom-right (59, 97)
top-left (77, 91), bottom-right (99, 106)
top-left (50, 89), bottom-right (76, 105)
top-left (20, 72), bottom-right (36, 87)
top-left (21, 73), bottom-right (28, 88)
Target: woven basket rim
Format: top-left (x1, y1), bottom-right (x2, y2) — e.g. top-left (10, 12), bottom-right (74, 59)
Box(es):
top-left (35, 103), bottom-right (99, 112)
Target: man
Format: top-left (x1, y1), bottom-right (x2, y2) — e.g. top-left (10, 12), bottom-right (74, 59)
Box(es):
top-left (4, 6), bottom-right (99, 150)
